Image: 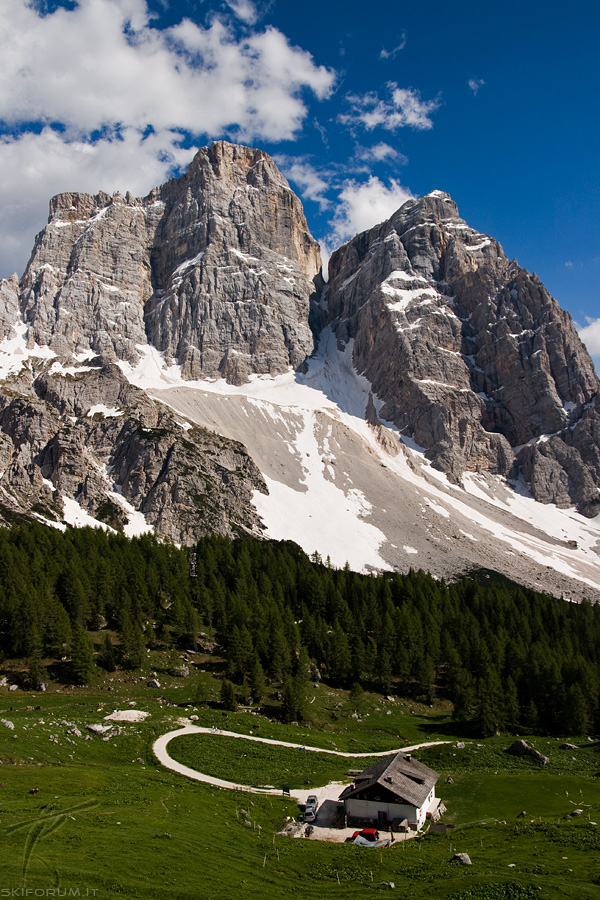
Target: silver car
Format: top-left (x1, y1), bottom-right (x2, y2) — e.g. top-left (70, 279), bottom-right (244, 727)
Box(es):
top-left (304, 795), bottom-right (318, 822)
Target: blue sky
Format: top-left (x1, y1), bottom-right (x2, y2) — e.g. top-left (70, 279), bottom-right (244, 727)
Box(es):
top-left (1, 0), bottom-right (598, 366)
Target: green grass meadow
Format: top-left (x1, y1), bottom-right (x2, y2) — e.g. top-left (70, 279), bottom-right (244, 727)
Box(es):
top-left (1, 665), bottom-right (600, 899)
top-left (167, 732), bottom-right (382, 789)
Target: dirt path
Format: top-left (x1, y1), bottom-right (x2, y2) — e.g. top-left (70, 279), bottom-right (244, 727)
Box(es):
top-left (152, 723), bottom-right (449, 802)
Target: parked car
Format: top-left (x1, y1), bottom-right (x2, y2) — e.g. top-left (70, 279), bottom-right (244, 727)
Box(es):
top-left (346, 828), bottom-right (380, 843)
top-left (304, 795), bottom-right (319, 822)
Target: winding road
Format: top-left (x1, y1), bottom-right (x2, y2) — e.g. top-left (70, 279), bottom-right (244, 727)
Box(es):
top-left (153, 723), bottom-right (449, 802)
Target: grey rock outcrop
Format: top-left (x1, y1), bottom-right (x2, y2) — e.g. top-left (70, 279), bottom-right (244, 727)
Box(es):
top-left (505, 739), bottom-right (549, 765)
top-left (147, 141), bottom-right (322, 382)
top-left (16, 141), bottom-right (322, 382)
top-left (0, 356), bottom-right (266, 543)
top-left (20, 191), bottom-right (162, 363)
top-left (0, 274), bottom-right (20, 339)
top-left (327, 190), bottom-right (600, 513)
top-left (0, 141), bottom-right (598, 558)
top-left (0, 141), bottom-right (322, 541)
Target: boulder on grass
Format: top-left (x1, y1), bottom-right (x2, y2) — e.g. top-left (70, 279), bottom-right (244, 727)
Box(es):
top-left (505, 739), bottom-right (549, 765)
top-left (451, 853), bottom-right (472, 866)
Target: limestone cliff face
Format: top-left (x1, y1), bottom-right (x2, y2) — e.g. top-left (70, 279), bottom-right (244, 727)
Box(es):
top-left (19, 141), bottom-right (322, 381)
top-left (20, 190), bottom-right (161, 363)
top-left (327, 191), bottom-right (600, 514)
top-left (0, 359), bottom-right (266, 542)
top-left (146, 141), bottom-right (322, 382)
top-left (0, 275), bottom-right (20, 340)
top-left (0, 145), bottom-right (598, 547)
top-left (0, 140), bottom-right (322, 541)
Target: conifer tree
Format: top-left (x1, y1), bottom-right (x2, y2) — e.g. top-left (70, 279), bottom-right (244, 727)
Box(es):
top-left (250, 657), bottom-right (267, 704)
top-left (349, 635), bottom-right (365, 684)
top-left (503, 676), bottom-right (520, 729)
top-left (239, 676), bottom-right (252, 705)
top-left (416, 653), bottom-right (436, 704)
top-left (220, 678), bottom-right (237, 711)
top-left (44, 601), bottom-right (72, 657)
top-left (281, 674), bottom-right (304, 723)
top-left (329, 623), bottom-right (351, 683)
top-left (70, 623), bottom-right (94, 685)
top-left (28, 643), bottom-right (44, 690)
top-left (348, 682), bottom-right (365, 712)
top-left (377, 649), bottom-right (392, 695)
top-left (269, 626), bottom-right (291, 681)
top-left (193, 673), bottom-right (209, 704)
top-left (452, 670), bottom-right (475, 722)
top-left (98, 632), bottom-right (116, 672)
top-left (563, 683), bottom-right (589, 735)
top-left (292, 673), bottom-right (308, 721)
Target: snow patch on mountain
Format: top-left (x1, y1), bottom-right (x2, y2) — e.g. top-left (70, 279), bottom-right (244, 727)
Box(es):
top-left (87, 405), bottom-right (124, 418)
top-left (108, 489), bottom-right (153, 539)
top-left (252, 421), bottom-right (389, 571)
top-left (146, 326), bottom-right (600, 594)
top-left (62, 496), bottom-right (111, 531)
top-left (0, 319), bottom-right (56, 379)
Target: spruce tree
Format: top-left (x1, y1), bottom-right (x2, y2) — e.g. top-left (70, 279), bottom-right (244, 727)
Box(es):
top-left (281, 675), bottom-right (298, 723)
top-left (70, 623), bottom-right (94, 685)
top-left (43, 601), bottom-right (72, 658)
top-left (194, 672), bottom-right (212, 705)
top-left (329, 623), bottom-right (351, 683)
top-left (563, 683), bottom-right (589, 735)
top-left (220, 679), bottom-right (237, 711)
top-left (28, 647), bottom-right (44, 690)
top-left (377, 649), bottom-right (392, 695)
top-left (348, 682), bottom-right (365, 712)
top-left (452, 670), bottom-right (475, 722)
top-left (239, 676), bottom-right (252, 706)
top-left (250, 657), bottom-right (267, 704)
top-left (503, 676), bottom-right (520, 730)
top-left (98, 633), bottom-right (117, 672)
top-left (119, 611), bottom-right (145, 669)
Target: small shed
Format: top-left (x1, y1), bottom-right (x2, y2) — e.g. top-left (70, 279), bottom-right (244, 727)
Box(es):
top-left (339, 752), bottom-right (440, 831)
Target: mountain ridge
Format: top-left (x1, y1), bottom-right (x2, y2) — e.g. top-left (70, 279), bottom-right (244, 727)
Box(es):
top-left (326, 188), bottom-right (599, 515)
top-left (0, 140), bottom-right (598, 601)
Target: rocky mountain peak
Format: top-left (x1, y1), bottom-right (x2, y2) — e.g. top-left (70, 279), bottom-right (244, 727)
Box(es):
top-left (0, 142), bottom-right (598, 596)
top-left (327, 192), bottom-right (600, 514)
top-left (16, 140), bottom-right (322, 382)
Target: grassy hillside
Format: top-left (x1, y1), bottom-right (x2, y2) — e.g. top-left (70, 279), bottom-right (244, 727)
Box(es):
top-left (2, 666), bottom-right (600, 899)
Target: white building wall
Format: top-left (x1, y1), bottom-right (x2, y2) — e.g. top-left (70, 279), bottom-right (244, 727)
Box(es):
top-left (346, 786), bottom-right (437, 831)
top-left (346, 798), bottom-right (419, 826)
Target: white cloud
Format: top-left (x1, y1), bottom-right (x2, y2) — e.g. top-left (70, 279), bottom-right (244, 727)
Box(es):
top-left (357, 142), bottom-right (407, 164)
top-left (0, 0), bottom-right (336, 277)
top-left (0, 1), bottom-right (334, 140)
top-left (318, 241), bottom-right (333, 282)
top-left (227, 0), bottom-right (259, 24)
top-left (0, 126), bottom-right (196, 277)
top-left (274, 156), bottom-right (331, 210)
top-left (468, 78), bottom-right (485, 96)
top-left (380, 31), bottom-right (407, 59)
top-left (275, 144), bottom-right (409, 219)
top-left (340, 84), bottom-right (440, 132)
top-left (577, 317), bottom-right (600, 366)
top-left (329, 176), bottom-right (414, 244)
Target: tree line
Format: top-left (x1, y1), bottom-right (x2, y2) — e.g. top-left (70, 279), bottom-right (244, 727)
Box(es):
top-left (0, 523), bottom-right (598, 736)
